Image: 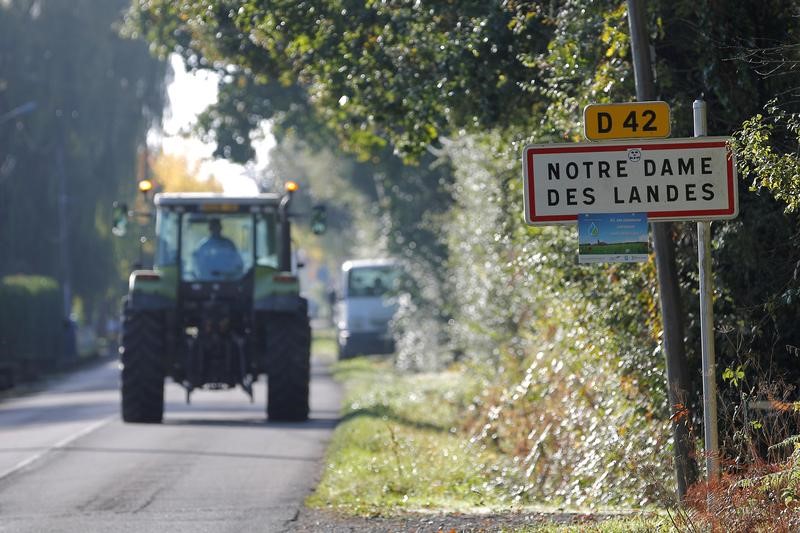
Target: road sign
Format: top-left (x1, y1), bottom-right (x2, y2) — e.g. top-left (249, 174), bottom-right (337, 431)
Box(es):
top-left (578, 213), bottom-right (649, 263)
top-left (522, 137), bottom-right (738, 225)
top-left (584, 101), bottom-right (670, 140)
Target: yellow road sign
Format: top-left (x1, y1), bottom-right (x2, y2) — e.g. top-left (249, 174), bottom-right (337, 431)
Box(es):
top-left (584, 101), bottom-right (670, 141)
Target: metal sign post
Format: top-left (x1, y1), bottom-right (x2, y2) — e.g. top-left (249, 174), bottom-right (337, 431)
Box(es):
top-left (694, 99), bottom-right (720, 480)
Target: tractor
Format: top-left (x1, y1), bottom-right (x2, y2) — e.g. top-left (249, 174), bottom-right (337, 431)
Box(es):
top-left (113, 183), bottom-right (318, 422)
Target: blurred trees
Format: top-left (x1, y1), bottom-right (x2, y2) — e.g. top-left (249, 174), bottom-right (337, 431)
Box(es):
top-left (0, 0), bottom-right (166, 334)
top-left (127, 0), bottom-right (800, 503)
top-left (151, 151), bottom-right (223, 193)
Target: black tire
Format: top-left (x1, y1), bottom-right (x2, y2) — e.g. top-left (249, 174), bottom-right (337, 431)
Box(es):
top-left (120, 307), bottom-right (165, 423)
top-left (265, 312), bottom-right (311, 421)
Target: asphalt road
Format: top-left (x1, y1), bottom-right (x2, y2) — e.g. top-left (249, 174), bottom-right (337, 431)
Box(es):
top-left (0, 353), bottom-right (341, 533)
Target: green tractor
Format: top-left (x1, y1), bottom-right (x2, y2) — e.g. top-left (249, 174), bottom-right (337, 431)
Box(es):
top-left (114, 183), bottom-right (318, 423)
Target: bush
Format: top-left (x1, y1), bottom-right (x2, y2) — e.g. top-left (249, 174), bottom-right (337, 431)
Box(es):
top-left (0, 275), bottom-right (64, 378)
top-left (443, 135), bottom-right (674, 506)
top-left (680, 433), bottom-right (800, 532)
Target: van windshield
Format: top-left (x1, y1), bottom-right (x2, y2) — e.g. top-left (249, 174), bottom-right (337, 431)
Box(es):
top-left (347, 266), bottom-right (398, 297)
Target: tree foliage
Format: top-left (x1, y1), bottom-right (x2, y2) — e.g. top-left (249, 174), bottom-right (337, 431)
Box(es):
top-left (127, 0), bottom-right (559, 158)
top-left (0, 0), bottom-right (166, 328)
top-left (150, 150), bottom-right (223, 193)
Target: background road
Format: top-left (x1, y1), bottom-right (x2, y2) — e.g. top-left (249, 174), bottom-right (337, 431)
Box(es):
top-left (0, 350), bottom-right (341, 533)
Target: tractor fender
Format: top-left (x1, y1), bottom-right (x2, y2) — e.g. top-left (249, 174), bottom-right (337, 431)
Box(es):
top-left (128, 270), bottom-right (175, 311)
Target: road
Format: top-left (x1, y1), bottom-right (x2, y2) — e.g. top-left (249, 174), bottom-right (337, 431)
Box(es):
top-left (0, 353), bottom-right (341, 533)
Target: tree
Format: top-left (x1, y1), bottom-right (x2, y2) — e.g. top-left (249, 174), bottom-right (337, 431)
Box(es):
top-left (150, 150), bottom-right (223, 193)
top-left (126, 1), bottom-right (559, 158)
top-left (0, 0), bottom-right (166, 329)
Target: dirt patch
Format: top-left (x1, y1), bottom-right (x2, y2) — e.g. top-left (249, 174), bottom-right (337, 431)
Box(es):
top-left (288, 507), bottom-right (640, 532)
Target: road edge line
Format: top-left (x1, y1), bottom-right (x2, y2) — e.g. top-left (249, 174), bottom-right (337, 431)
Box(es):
top-left (0, 415), bottom-right (115, 482)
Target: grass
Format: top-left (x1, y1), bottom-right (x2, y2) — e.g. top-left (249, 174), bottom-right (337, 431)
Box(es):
top-left (311, 326), bottom-right (338, 364)
top-left (307, 356), bottom-right (501, 514)
top-left (306, 339), bottom-right (669, 531)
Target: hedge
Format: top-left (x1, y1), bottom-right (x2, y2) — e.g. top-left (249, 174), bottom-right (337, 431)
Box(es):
top-left (0, 275), bottom-right (64, 378)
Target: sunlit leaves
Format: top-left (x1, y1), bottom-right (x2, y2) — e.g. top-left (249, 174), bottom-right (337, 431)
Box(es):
top-left (722, 365), bottom-right (745, 388)
top-left (733, 108), bottom-right (800, 213)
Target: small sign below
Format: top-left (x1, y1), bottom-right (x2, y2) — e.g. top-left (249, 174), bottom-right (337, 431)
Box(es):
top-left (584, 101), bottom-right (670, 141)
top-left (578, 213), bottom-right (649, 263)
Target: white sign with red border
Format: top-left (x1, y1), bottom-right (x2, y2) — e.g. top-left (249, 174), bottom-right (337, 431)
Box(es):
top-left (522, 137), bottom-right (738, 225)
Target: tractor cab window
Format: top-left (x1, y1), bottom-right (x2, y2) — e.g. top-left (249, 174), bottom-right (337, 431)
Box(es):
top-left (255, 212), bottom-right (279, 269)
top-left (181, 213), bottom-right (254, 281)
top-left (155, 210), bottom-right (179, 267)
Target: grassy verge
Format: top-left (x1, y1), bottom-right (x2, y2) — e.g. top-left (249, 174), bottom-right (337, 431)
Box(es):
top-left (311, 326), bottom-right (338, 365)
top-left (306, 350), bottom-right (670, 530)
top-left (308, 356), bottom-right (499, 514)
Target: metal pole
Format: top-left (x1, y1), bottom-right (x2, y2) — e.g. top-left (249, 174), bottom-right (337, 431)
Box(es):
top-left (694, 99), bottom-right (720, 480)
top-left (627, 0), bottom-right (696, 500)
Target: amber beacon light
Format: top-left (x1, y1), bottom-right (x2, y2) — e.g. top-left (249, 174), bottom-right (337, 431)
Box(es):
top-left (138, 179), bottom-right (154, 193)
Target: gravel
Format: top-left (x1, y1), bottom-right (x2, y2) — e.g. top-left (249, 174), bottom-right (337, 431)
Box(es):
top-left (288, 507), bottom-right (643, 532)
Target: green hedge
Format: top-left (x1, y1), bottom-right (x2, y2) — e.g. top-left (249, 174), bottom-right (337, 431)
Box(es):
top-left (0, 275), bottom-right (63, 375)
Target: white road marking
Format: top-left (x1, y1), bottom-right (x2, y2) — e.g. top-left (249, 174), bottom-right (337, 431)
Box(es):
top-left (0, 415), bottom-right (115, 482)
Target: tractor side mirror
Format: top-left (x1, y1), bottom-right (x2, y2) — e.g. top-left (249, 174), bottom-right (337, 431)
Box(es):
top-left (112, 201), bottom-right (129, 237)
top-left (311, 204), bottom-right (327, 235)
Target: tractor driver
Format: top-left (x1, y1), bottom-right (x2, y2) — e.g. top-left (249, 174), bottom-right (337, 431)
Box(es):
top-left (192, 218), bottom-right (244, 279)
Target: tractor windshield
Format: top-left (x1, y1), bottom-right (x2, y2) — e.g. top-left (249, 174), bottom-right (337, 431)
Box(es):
top-left (181, 214), bottom-right (254, 281)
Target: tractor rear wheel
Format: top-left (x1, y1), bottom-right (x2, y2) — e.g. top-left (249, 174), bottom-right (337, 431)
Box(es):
top-left (120, 307), bottom-right (165, 423)
top-left (265, 312), bottom-right (310, 421)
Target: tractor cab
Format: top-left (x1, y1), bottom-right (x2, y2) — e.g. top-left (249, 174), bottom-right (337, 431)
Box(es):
top-left (153, 194), bottom-right (282, 283)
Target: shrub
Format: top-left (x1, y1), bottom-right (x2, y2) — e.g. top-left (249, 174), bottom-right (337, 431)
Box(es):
top-left (0, 275), bottom-right (64, 377)
top-left (443, 135), bottom-right (674, 506)
top-left (680, 434), bottom-right (800, 532)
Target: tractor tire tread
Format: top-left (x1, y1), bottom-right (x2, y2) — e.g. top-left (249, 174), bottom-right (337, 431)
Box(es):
top-left (120, 308), bottom-right (165, 423)
top-left (266, 312), bottom-right (311, 421)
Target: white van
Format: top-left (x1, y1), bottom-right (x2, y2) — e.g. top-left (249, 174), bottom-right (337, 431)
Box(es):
top-left (336, 259), bottom-right (400, 359)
